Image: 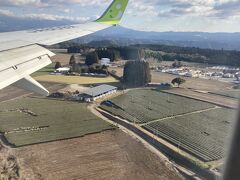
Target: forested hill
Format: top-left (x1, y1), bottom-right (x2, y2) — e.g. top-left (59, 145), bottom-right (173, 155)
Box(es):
top-left (59, 41), bottom-right (240, 67)
top-left (133, 44), bottom-right (240, 66)
top-left (73, 26), bottom-right (240, 51)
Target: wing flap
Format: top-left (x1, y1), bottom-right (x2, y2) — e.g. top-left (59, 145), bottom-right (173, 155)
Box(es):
top-left (13, 76), bottom-right (49, 96)
top-left (0, 45), bottom-right (53, 90)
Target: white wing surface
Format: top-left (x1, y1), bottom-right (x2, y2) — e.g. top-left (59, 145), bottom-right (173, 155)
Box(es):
top-left (0, 0), bottom-right (129, 95)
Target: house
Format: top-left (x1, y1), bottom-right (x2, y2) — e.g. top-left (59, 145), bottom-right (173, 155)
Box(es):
top-left (79, 84), bottom-right (117, 102)
top-left (100, 58), bottom-right (111, 66)
top-left (54, 67), bottom-right (70, 74)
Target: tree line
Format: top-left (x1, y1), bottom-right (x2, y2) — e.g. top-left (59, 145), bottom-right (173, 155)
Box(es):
top-left (134, 44), bottom-right (240, 66)
top-left (65, 42), bottom-right (240, 66)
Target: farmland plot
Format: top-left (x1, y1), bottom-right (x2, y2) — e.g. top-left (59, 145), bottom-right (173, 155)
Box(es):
top-left (143, 108), bottom-right (237, 162)
top-left (34, 75), bottom-right (118, 85)
top-left (0, 97), bottom-right (115, 147)
top-left (101, 89), bottom-right (215, 123)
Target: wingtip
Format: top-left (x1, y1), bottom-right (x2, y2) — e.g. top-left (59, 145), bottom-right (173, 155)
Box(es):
top-left (96, 0), bottom-right (129, 25)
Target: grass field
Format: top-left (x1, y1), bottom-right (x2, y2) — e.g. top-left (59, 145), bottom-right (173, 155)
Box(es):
top-left (31, 64), bottom-right (54, 77)
top-left (100, 89), bottom-right (215, 123)
top-left (0, 97), bottom-right (115, 147)
top-left (34, 75), bottom-right (119, 85)
top-left (143, 108), bottom-right (236, 162)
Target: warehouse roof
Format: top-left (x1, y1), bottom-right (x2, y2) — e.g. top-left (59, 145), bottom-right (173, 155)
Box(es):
top-left (82, 84), bottom-right (117, 97)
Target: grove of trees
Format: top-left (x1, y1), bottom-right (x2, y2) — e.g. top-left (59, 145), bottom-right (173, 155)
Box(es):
top-left (172, 60), bottom-right (183, 68)
top-left (171, 77), bottom-right (186, 87)
top-left (55, 62), bottom-right (62, 69)
top-left (85, 52), bottom-right (99, 66)
top-left (123, 60), bottom-right (151, 86)
top-left (96, 48), bottom-right (120, 62)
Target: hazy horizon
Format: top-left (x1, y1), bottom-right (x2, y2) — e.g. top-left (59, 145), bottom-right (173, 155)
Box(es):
top-left (0, 0), bottom-right (239, 33)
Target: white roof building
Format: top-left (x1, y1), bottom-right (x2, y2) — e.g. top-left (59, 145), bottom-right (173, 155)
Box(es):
top-left (100, 58), bottom-right (111, 66)
top-left (55, 67), bottom-right (70, 73)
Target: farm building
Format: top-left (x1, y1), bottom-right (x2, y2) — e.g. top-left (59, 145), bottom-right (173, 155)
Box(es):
top-left (54, 67), bottom-right (70, 74)
top-left (100, 58), bottom-right (111, 66)
top-left (79, 84), bottom-right (117, 102)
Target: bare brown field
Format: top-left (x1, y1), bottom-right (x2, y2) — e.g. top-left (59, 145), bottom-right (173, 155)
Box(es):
top-left (152, 72), bottom-right (231, 92)
top-left (50, 53), bottom-right (72, 65)
top-left (0, 83), bottom-right (65, 103)
top-left (108, 67), bottom-right (232, 92)
top-left (165, 88), bottom-right (239, 109)
top-left (6, 130), bottom-right (183, 180)
top-left (109, 67), bottom-right (124, 77)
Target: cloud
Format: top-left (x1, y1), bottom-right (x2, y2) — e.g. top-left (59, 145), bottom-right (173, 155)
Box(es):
top-left (153, 0), bottom-right (240, 19)
top-left (0, 0), bottom-right (239, 22)
top-left (22, 13), bottom-right (91, 22)
top-left (212, 0), bottom-right (240, 18)
top-left (0, 8), bottom-right (90, 23)
top-left (0, 9), bottom-right (14, 16)
top-left (0, 0), bottom-right (44, 7)
top-left (0, 0), bottom-right (110, 7)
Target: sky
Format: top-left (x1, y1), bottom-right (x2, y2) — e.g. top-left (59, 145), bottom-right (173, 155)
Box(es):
top-left (0, 0), bottom-right (239, 32)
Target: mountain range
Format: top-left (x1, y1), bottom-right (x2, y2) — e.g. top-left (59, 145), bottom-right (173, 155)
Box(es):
top-left (0, 14), bottom-right (239, 51)
top-left (75, 26), bottom-right (240, 51)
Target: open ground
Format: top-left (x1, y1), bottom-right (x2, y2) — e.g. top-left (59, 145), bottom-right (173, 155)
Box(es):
top-left (1, 130), bottom-right (183, 180)
top-left (109, 67), bottom-right (232, 92)
top-left (0, 82), bottom-right (65, 103)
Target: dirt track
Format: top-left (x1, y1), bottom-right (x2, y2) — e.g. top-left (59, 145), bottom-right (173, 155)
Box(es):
top-left (13, 130), bottom-right (183, 180)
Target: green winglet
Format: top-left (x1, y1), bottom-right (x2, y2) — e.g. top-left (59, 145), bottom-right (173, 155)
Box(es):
top-left (96, 0), bottom-right (129, 25)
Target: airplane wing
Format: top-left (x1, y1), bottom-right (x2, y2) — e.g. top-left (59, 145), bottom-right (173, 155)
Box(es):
top-left (0, 0), bottom-right (129, 96)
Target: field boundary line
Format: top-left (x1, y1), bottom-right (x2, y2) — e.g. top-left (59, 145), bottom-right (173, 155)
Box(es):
top-left (141, 106), bottom-right (221, 126)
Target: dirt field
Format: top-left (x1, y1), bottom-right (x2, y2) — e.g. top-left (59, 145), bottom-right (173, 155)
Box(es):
top-left (0, 83), bottom-right (65, 103)
top-left (1, 130), bottom-right (183, 180)
top-left (108, 67), bottom-right (232, 92)
top-left (109, 67), bottom-right (124, 77)
top-left (165, 88), bottom-right (239, 109)
top-left (34, 75), bottom-right (119, 85)
top-left (50, 52), bottom-right (72, 65)
top-left (152, 72), bottom-right (232, 92)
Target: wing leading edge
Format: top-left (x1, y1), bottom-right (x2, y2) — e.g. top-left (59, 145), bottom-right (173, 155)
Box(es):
top-left (0, 0), bottom-right (129, 95)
